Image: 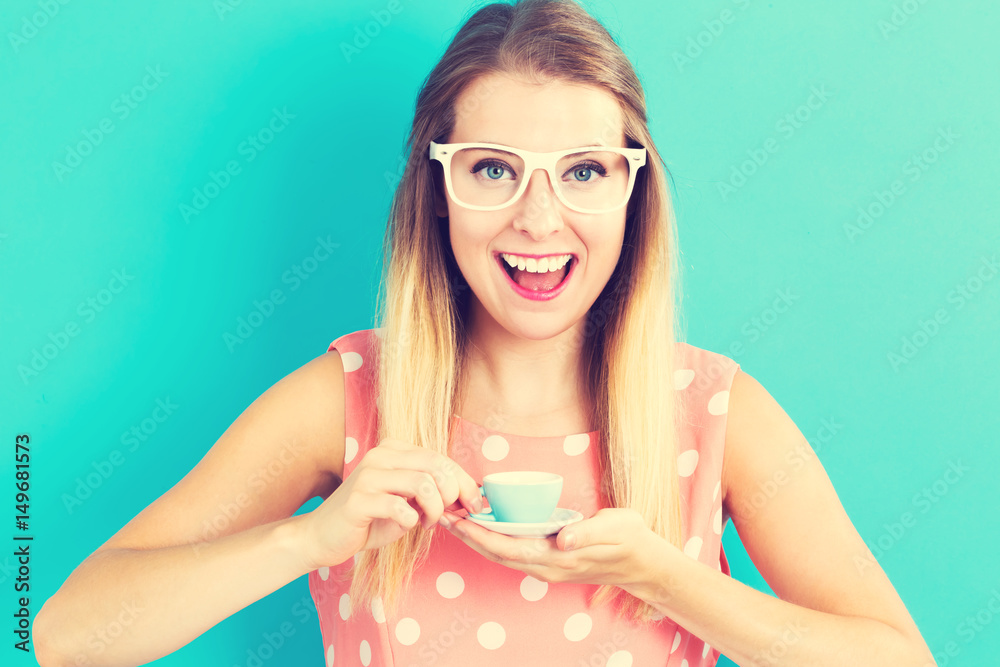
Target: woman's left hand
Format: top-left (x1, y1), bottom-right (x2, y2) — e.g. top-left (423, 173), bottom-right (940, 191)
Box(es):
top-left (439, 507), bottom-right (664, 588)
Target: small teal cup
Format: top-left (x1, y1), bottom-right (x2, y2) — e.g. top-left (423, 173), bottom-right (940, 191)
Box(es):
top-left (478, 471), bottom-right (563, 523)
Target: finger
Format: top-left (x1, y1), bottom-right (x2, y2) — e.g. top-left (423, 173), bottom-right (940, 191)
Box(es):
top-left (371, 445), bottom-right (482, 514)
top-left (449, 518), bottom-right (557, 565)
top-left (364, 469), bottom-right (447, 528)
top-left (556, 510), bottom-right (626, 552)
top-left (353, 491), bottom-right (420, 530)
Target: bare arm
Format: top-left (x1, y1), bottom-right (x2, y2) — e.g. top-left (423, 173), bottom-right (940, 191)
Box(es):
top-left (32, 350), bottom-right (349, 667)
top-left (625, 370), bottom-right (936, 665)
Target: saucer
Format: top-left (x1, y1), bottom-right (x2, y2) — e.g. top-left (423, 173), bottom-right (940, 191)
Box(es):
top-left (464, 507), bottom-right (583, 537)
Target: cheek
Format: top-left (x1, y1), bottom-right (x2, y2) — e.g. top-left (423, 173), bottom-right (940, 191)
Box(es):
top-left (448, 215), bottom-right (497, 272)
top-left (588, 216), bottom-right (627, 264)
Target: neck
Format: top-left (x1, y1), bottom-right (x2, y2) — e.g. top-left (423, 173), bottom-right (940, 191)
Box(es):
top-left (456, 303), bottom-right (595, 433)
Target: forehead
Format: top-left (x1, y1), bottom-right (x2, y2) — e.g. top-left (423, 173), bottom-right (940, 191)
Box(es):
top-left (450, 72), bottom-right (625, 150)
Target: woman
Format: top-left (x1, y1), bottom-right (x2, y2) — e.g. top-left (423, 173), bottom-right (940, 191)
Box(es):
top-left (35, 1), bottom-right (935, 665)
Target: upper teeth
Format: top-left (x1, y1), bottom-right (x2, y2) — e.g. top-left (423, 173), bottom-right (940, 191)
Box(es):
top-left (501, 253), bottom-right (572, 273)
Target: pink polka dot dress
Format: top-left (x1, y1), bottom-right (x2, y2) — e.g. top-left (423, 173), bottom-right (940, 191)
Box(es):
top-left (309, 329), bottom-right (741, 666)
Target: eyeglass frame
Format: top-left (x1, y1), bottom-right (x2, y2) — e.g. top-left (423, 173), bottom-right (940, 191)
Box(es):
top-left (428, 140), bottom-right (647, 214)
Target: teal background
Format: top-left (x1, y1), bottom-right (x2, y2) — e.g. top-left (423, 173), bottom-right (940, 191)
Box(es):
top-left (2, 0), bottom-right (998, 665)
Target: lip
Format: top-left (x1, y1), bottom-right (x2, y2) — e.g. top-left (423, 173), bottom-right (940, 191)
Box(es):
top-left (495, 252), bottom-right (576, 302)
top-left (498, 252), bottom-right (575, 261)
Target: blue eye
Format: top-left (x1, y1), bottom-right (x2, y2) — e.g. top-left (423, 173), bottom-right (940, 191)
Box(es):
top-left (565, 161), bottom-right (606, 183)
top-left (472, 159), bottom-right (515, 181)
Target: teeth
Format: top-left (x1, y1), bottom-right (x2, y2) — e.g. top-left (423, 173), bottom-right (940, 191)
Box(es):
top-left (501, 253), bottom-right (571, 274)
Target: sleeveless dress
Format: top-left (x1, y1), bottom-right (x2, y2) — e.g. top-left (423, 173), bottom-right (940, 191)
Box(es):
top-left (309, 329), bottom-right (741, 667)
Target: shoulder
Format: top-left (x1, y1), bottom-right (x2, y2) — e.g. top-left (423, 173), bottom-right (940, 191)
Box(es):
top-left (673, 341), bottom-right (741, 406)
top-left (266, 327), bottom-right (381, 485)
top-left (328, 328), bottom-right (381, 358)
top-left (327, 328), bottom-right (382, 391)
top-left (720, 368), bottom-right (805, 510)
top-left (674, 341), bottom-right (740, 377)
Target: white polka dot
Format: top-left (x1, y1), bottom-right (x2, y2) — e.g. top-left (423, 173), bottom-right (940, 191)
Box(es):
top-left (677, 450), bottom-right (699, 477)
top-left (341, 352), bottom-right (363, 372)
top-left (681, 661), bottom-right (690, 667)
top-left (703, 641), bottom-right (712, 658)
top-left (671, 630), bottom-right (682, 653)
top-left (563, 433), bottom-right (590, 456)
top-left (326, 644), bottom-right (335, 667)
top-left (395, 617), bottom-right (420, 645)
top-left (607, 650), bottom-right (633, 667)
top-left (708, 390), bottom-right (730, 415)
top-left (318, 566), bottom-right (330, 581)
top-left (436, 571), bottom-right (465, 599)
top-left (353, 552), bottom-right (361, 565)
top-left (712, 480), bottom-right (721, 502)
top-left (360, 640), bottom-right (371, 666)
top-left (673, 369), bottom-right (695, 390)
top-left (338, 594), bottom-right (351, 620)
top-left (481, 434), bottom-right (510, 461)
top-left (651, 611), bottom-right (665, 621)
top-left (477, 621), bottom-right (506, 649)
top-left (563, 612), bottom-right (593, 641)
top-left (345, 437), bottom-right (359, 463)
top-left (684, 536), bottom-right (703, 560)
top-left (713, 507), bottom-right (723, 535)
top-left (520, 575), bottom-right (548, 601)
top-left (370, 596), bottom-right (385, 623)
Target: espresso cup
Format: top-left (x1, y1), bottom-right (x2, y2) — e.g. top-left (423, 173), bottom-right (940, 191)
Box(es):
top-left (478, 471), bottom-right (563, 523)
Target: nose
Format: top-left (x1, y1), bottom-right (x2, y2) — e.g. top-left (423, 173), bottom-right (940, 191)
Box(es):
top-left (512, 169), bottom-right (564, 239)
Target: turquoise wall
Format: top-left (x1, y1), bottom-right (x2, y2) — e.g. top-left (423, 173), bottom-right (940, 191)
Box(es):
top-left (2, 1), bottom-right (997, 665)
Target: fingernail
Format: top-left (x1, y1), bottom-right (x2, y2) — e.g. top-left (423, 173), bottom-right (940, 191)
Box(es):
top-left (563, 534), bottom-right (576, 551)
top-left (438, 514), bottom-right (452, 528)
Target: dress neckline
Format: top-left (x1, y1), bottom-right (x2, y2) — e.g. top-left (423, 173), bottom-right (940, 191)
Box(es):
top-left (452, 413), bottom-right (599, 440)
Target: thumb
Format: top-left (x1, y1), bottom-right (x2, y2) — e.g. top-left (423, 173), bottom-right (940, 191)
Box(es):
top-left (558, 513), bottom-right (597, 551)
top-left (558, 526), bottom-right (581, 551)
top-left (558, 508), bottom-right (631, 551)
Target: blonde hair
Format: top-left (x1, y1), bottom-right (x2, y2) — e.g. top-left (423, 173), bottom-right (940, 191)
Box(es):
top-left (348, 0), bottom-right (683, 625)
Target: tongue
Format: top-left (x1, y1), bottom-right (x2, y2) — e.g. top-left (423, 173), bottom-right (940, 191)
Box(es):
top-left (513, 265), bottom-right (568, 292)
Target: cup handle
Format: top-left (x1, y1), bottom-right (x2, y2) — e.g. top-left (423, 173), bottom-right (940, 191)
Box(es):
top-left (475, 486), bottom-right (490, 514)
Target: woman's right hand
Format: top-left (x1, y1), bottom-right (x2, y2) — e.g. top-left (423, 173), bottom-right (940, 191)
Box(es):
top-left (299, 438), bottom-right (482, 570)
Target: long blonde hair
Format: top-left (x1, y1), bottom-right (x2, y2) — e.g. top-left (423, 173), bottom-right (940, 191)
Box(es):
top-left (349, 0), bottom-right (683, 624)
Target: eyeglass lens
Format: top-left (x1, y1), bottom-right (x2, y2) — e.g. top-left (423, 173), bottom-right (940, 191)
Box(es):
top-left (448, 147), bottom-right (632, 212)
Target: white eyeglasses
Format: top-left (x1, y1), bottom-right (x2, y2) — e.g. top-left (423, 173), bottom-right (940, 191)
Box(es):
top-left (429, 141), bottom-right (647, 214)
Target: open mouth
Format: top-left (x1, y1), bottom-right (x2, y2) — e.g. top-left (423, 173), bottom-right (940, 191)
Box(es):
top-left (496, 253), bottom-right (576, 300)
